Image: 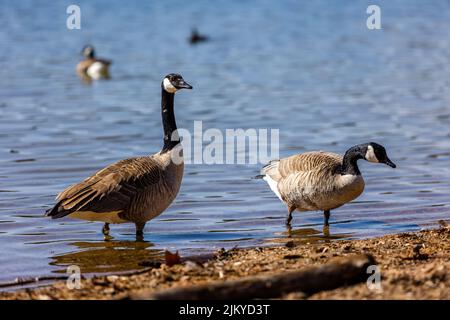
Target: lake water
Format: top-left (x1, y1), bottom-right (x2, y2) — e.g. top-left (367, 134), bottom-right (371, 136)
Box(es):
top-left (0, 0), bottom-right (449, 286)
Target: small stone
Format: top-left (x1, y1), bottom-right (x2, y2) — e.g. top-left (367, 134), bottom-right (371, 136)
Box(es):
top-left (180, 275), bottom-right (190, 281)
top-left (164, 275), bottom-right (174, 282)
top-left (283, 254), bottom-right (302, 260)
top-left (106, 275), bottom-right (119, 282)
top-left (215, 261), bottom-right (225, 267)
top-left (103, 288), bottom-right (115, 294)
top-left (285, 241), bottom-right (295, 248)
top-left (138, 260), bottom-right (162, 268)
top-left (413, 243), bottom-right (424, 253)
top-left (184, 260), bottom-right (201, 272)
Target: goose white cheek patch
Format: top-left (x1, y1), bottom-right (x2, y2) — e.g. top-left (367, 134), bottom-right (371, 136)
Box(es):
top-left (365, 145), bottom-right (379, 163)
top-left (163, 78), bottom-right (178, 93)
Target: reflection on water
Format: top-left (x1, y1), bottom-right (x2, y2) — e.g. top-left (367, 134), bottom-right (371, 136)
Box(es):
top-left (50, 241), bottom-right (163, 274)
top-left (269, 227), bottom-right (352, 246)
top-left (1, 1), bottom-right (450, 283)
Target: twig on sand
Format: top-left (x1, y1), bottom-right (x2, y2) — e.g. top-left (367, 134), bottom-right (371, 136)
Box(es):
top-left (127, 254), bottom-right (375, 300)
top-left (0, 276), bottom-right (70, 289)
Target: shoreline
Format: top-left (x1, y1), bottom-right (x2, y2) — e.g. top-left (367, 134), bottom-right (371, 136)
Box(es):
top-left (1, 224), bottom-right (448, 300)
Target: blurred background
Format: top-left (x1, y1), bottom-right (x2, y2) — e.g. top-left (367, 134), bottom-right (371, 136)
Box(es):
top-left (0, 0), bottom-right (449, 284)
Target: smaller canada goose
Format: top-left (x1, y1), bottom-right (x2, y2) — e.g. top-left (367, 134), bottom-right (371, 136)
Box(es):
top-left (76, 45), bottom-right (112, 80)
top-left (261, 142), bottom-right (396, 228)
top-left (46, 74), bottom-right (192, 240)
top-left (189, 28), bottom-right (209, 44)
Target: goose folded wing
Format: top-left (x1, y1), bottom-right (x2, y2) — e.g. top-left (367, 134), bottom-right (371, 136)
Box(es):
top-left (274, 153), bottom-right (343, 203)
top-left (76, 60), bottom-right (93, 73)
top-left (277, 152), bottom-right (342, 178)
top-left (46, 157), bottom-right (163, 219)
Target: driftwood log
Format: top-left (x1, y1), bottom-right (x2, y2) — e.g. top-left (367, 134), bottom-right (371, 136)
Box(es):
top-left (128, 254), bottom-right (375, 300)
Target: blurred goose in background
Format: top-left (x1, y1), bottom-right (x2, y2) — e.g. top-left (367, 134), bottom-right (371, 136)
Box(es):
top-left (189, 28), bottom-right (209, 44)
top-left (76, 45), bottom-right (112, 80)
top-left (261, 142), bottom-right (396, 231)
top-left (46, 74), bottom-right (193, 240)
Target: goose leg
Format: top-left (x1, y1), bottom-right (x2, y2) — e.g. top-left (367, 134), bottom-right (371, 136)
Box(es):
top-left (322, 210), bottom-right (331, 237)
top-left (135, 222), bottom-right (146, 241)
top-left (323, 210), bottom-right (330, 227)
top-left (102, 223), bottom-right (110, 236)
top-left (102, 223), bottom-right (113, 241)
top-left (285, 206), bottom-right (295, 226)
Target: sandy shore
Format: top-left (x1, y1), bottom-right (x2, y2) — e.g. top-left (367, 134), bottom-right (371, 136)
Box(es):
top-left (1, 224), bottom-right (448, 300)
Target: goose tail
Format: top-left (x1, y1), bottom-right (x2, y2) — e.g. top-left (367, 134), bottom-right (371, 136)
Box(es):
top-left (254, 160), bottom-right (280, 179)
top-left (260, 159), bottom-right (280, 176)
top-left (45, 202), bottom-right (72, 219)
top-left (253, 174), bottom-right (265, 179)
top-left (260, 159), bottom-right (283, 201)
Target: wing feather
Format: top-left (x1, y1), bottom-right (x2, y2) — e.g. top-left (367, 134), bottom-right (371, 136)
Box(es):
top-left (262, 151), bottom-right (343, 204)
top-left (46, 157), bottom-right (163, 219)
top-left (263, 151), bottom-right (342, 181)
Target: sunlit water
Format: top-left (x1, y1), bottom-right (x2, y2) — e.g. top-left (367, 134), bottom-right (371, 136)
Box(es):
top-left (0, 0), bottom-right (449, 285)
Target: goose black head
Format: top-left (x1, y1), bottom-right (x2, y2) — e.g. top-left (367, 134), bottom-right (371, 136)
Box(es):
top-left (162, 74), bottom-right (193, 93)
top-left (363, 142), bottom-right (396, 168)
top-left (81, 45), bottom-right (95, 58)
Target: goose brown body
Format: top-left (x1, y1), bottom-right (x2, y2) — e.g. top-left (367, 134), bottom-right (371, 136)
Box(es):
top-left (263, 152), bottom-right (365, 212)
top-left (48, 151), bottom-right (183, 224)
top-left (76, 58), bottom-right (111, 78)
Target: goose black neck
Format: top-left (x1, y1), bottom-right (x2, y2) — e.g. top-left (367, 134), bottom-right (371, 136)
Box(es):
top-left (341, 146), bottom-right (364, 176)
top-left (161, 88), bottom-right (179, 152)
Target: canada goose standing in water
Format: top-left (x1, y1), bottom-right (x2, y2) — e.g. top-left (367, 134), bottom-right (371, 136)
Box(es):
top-left (189, 28), bottom-right (209, 44)
top-left (46, 74), bottom-right (193, 240)
top-left (76, 45), bottom-right (112, 80)
top-left (261, 142), bottom-right (396, 230)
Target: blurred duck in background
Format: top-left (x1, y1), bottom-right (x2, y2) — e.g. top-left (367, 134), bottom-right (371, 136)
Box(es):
top-left (76, 45), bottom-right (112, 80)
top-left (189, 27), bottom-right (209, 45)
